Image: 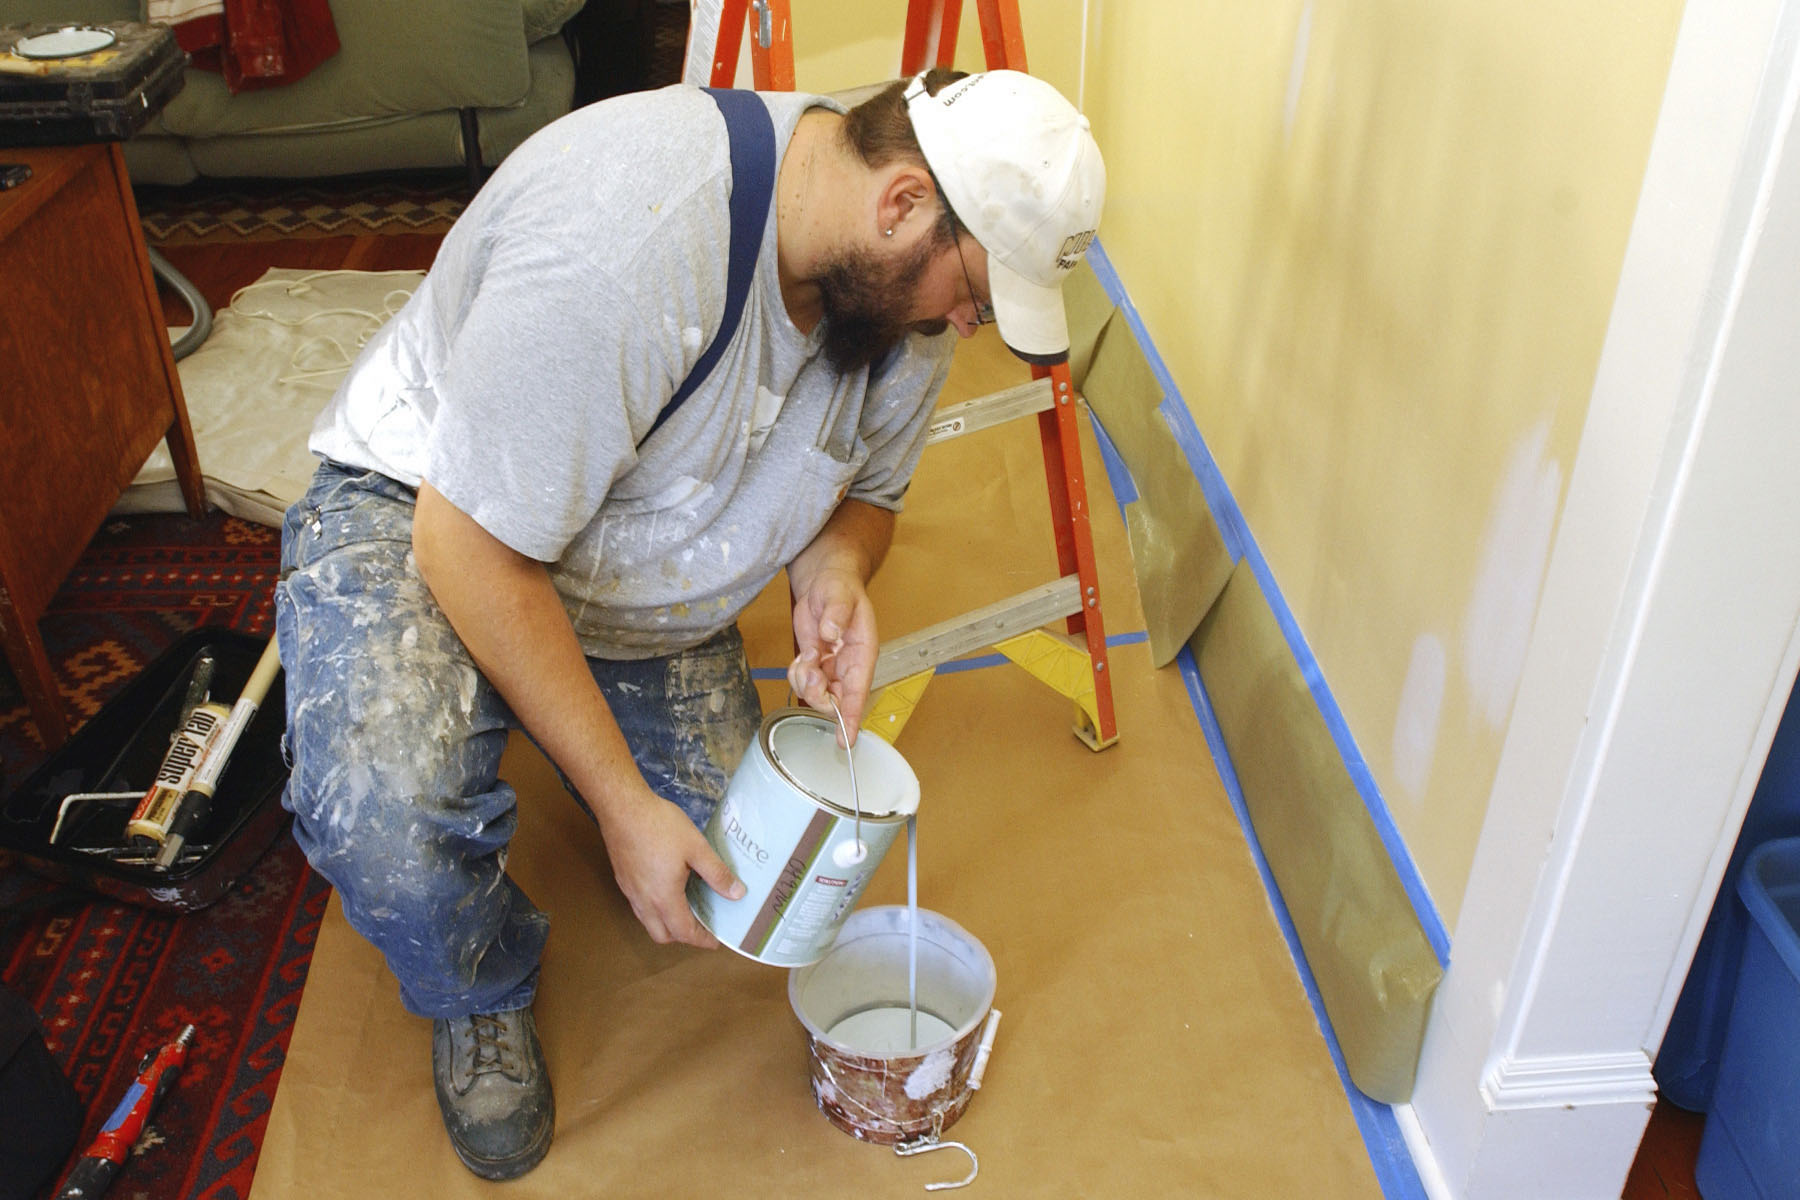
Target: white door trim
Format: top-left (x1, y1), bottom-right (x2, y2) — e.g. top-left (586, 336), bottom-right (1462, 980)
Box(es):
top-left (1401, 0), bottom-right (1800, 1195)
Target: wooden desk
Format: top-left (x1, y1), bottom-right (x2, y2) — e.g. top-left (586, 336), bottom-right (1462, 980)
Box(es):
top-left (0, 142), bottom-right (204, 748)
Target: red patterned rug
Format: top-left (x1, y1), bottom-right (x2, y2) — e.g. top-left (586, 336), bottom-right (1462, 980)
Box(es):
top-left (135, 175), bottom-right (472, 245)
top-left (0, 511), bottom-right (328, 1200)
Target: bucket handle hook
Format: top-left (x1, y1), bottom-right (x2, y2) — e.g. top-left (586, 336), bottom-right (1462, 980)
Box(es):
top-left (895, 1136), bottom-right (979, 1192)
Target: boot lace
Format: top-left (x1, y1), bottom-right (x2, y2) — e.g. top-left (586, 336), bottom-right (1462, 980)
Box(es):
top-left (466, 1012), bottom-right (521, 1077)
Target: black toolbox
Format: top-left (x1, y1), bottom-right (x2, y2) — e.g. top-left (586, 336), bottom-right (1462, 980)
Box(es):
top-left (0, 629), bottom-right (290, 913)
top-left (0, 22), bottom-right (185, 146)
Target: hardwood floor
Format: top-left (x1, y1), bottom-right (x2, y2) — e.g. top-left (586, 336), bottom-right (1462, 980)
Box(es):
top-left (1622, 1099), bottom-right (1706, 1200)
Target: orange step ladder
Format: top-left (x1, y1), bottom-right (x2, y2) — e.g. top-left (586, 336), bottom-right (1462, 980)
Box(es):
top-left (708, 0), bottom-right (1118, 751)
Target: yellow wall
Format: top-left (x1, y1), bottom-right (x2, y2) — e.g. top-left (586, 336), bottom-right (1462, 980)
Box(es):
top-left (1083, 0), bottom-right (1683, 927)
top-left (773, 0), bottom-right (1683, 928)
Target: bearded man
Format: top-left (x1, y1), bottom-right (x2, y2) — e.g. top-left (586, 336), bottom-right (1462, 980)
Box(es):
top-left (276, 67), bottom-right (1103, 1180)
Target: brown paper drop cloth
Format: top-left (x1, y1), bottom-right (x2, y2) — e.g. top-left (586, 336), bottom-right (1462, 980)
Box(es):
top-left (250, 329), bottom-right (1385, 1200)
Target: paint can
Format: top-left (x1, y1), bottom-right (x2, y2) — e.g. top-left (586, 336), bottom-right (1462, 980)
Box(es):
top-left (788, 906), bottom-right (998, 1144)
top-left (687, 708), bottom-right (920, 966)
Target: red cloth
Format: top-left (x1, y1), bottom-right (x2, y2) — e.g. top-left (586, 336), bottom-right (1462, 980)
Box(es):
top-left (158, 0), bottom-right (341, 94)
top-left (149, 0), bottom-right (223, 54)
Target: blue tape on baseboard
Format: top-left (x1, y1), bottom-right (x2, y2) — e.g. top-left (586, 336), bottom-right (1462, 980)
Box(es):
top-left (1176, 646), bottom-right (1430, 1200)
top-left (1087, 237), bottom-right (1436, 1198)
top-left (1083, 240), bottom-right (1450, 966)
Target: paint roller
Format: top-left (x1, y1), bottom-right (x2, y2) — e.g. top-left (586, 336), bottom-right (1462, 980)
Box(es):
top-left (152, 638), bottom-right (282, 869)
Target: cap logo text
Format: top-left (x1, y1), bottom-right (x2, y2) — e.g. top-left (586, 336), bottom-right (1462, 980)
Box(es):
top-left (941, 76), bottom-right (985, 107)
top-left (1057, 230), bottom-right (1096, 269)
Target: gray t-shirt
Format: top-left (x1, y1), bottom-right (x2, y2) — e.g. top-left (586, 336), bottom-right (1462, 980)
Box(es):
top-left (310, 85), bottom-right (955, 658)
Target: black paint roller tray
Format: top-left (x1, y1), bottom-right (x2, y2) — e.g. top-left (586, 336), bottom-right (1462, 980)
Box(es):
top-left (0, 628), bottom-right (290, 912)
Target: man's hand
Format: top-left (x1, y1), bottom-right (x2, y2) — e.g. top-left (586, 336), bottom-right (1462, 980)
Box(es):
top-left (786, 500), bottom-right (894, 742)
top-left (596, 786), bottom-right (744, 947)
top-left (788, 564), bottom-right (879, 736)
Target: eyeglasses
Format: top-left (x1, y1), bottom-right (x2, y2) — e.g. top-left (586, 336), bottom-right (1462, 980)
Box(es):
top-left (951, 222), bottom-right (996, 327)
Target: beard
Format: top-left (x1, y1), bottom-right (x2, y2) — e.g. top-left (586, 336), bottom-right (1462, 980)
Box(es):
top-left (814, 236), bottom-right (940, 373)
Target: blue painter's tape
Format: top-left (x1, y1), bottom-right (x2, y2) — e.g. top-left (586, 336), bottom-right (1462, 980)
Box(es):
top-left (1085, 243), bottom-right (1249, 562)
top-left (938, 629), bottom-right (1150, 675)
top-left (1087, 407), bottom-right (1139, 505)
top-left (750, 632), bottom-right (1151, 683)
top-left (939, 652), bottom-right (1007, 675)
top-left (1175, 646), bottom-right (1430, 1200)
top-left (1084, 240), bottom-right (1450, 966)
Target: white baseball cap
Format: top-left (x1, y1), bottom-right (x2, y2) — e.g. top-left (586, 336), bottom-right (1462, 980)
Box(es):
top-left (905, 70), bottom-right (1105, 362)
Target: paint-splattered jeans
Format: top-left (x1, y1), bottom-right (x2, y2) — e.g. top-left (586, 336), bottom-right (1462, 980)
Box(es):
top-left (274, 460), bottom-right (762, 1019)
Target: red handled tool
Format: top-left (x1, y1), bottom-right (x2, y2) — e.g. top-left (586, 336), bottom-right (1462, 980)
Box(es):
top-left (54, 1024), bottom-right (195, 1199)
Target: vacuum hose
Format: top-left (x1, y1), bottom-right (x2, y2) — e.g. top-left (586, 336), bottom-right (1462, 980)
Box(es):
top-left (147, 245), bottom-right (213, 360)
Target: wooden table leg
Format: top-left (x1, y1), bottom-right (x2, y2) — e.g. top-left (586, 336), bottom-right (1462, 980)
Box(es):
top-left (110, 142), bottom-right (206, 520)
top-left (0, 594), bottom-right (69, 749)
top-left (0, 142), bottom-right (210, 751)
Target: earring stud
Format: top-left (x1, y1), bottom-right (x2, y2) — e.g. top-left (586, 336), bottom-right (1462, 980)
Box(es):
top-left (884, 227), bottom-right (893, 237)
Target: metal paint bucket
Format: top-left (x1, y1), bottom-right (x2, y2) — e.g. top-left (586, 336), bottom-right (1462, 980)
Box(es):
top-left (788, 906), bottom-right (998, 1144)
top-left (688, 708), bottom-right (919, 966)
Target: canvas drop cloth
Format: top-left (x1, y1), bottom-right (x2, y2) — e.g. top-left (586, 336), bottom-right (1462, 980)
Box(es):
top-left (248, 332), bottom-right (1387, 1199)
top-left (123, 267), bottom-right (422, 526)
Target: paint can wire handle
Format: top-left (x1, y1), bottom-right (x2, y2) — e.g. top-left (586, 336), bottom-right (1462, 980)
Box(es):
top-left (896, 1136), bottom-right (979, 1192)
top-left (826, 694), bottom-right (865, 862)
top-left (813, 1065), bottom-right (981, 1191)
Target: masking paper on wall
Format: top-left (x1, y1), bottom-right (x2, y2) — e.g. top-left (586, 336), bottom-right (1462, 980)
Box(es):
top-left (1080, 304), bottom-right (1232, 667)
top-left (1062, 258), bottom-right (1113, 391)
top-left (1190, 562), bottom-right (1442, 1103)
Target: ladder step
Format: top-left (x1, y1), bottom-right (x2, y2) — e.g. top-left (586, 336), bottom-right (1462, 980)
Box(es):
top-left (925, 377), bottom-right (1055, 444)
top-left (871, 574), bottom-right (1083, 689)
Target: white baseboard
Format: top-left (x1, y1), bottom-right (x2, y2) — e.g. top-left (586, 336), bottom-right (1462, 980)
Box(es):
top-left (1401, 1054), bottom-right (1659, 1199)
top-left (1394, 1104), bottom-right (1457, 1200)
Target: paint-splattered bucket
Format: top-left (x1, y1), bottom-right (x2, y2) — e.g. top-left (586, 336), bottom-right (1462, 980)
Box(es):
top-left (688, 708), bottom-right (920, 966)
top-left (788, 906), bottom-right (998, 1144)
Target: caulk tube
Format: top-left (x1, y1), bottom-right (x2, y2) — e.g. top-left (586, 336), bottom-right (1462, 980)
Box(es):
top-left (156, 638), bottom-right (282, 868)
top-left (125, 702), bottom-right (230, 848)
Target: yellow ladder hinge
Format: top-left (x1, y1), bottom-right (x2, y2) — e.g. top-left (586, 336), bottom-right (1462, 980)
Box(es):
top-left (995, 629), bottom-right (1119, 751)
top-left (860, 668), bottom-right (938, 745)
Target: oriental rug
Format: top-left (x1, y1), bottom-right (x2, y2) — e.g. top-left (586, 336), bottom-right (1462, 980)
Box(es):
top-left (0, 510), bottom-right (327, 1200)
top-left (136, 175), bottom-right (471, 245)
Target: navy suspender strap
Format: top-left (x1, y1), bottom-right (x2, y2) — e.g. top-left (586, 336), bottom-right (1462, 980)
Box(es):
top-left (640, 87), bottom-right (778, 446)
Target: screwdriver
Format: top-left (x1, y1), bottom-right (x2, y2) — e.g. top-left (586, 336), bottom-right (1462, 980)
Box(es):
top-left (54, 1025), bottom-right (195, 1199)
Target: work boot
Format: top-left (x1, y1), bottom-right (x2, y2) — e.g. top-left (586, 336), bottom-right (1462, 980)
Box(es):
top-left (431, 1007), bottom-right (555, 1180)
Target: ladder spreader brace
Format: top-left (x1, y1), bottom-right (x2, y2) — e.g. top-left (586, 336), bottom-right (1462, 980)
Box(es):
top-left (712, 0), bottom-right (1119, 751)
